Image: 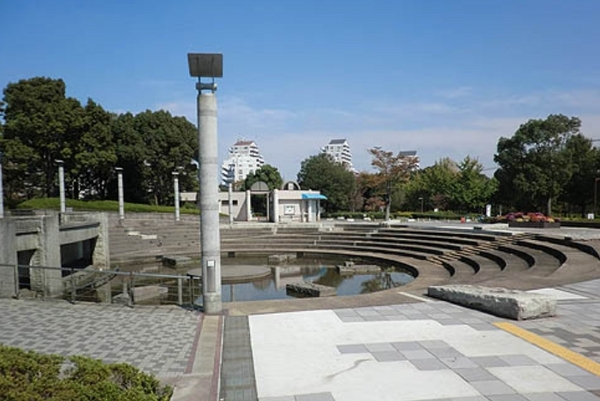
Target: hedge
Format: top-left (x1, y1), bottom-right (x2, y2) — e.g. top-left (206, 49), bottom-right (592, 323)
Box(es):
top-left (0, 345), bottom-right (173, 400)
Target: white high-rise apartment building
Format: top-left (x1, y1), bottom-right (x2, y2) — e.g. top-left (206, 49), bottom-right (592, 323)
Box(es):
top-left (221, 140), bottom-right (265, 185)
top-left (322, 139), bottom-right (353, 171)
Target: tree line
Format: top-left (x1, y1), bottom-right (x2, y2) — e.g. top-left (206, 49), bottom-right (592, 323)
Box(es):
top-left (2, 77), bottom-right (599, 218)
top-left (0, 77), bottom-right (198, 208)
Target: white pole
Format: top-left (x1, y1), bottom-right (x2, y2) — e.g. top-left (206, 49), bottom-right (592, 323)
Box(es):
top-left (173, 172), bottom-right (180, 222)
top-left (228, 183), bottom-right (233, 225)
top-left (116, 167), bottom-right (124, 222)
top-left (57, 160), bottom-right (66, 214)
top-left (198, 91), bottom-right (222, 314)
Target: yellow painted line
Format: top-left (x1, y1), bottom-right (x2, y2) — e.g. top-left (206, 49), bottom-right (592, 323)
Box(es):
top-left (494, 321), bottom-right (600, 376)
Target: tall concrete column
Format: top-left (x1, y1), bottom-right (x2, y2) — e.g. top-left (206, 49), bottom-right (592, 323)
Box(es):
top-left (173, 172), bottom-right (180, 222)
top-left (198, 92), bottom-right (222, 314)
top-left (272, 189), bottom-right (279, 222)
top-left (92, 212), bottom-right (111, 270)
top-left (228, 183), bottom-right (233, 225)
top-left (116, 168), bottom-right (124, 223)
top-left (57, 160), bottom-right (66, 214)
top-left (33, 215), bottom-right (61, 297)
top-left (0, 218), bottom-right (16, 297)
top-left (246, 190), bottom-right (252, 221)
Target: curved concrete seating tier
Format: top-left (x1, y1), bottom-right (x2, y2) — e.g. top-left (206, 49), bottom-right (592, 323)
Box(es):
top-left (108, 217), bottom-right (600, 298)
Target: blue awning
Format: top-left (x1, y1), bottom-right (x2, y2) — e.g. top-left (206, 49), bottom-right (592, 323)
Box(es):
top-left (302, 193), bottom-right (327, 200)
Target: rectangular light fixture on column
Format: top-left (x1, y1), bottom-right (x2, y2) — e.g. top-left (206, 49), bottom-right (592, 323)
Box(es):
top-left (187, 53), bottom-right (223, 77)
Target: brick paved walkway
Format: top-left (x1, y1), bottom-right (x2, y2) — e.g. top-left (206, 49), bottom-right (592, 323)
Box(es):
top-left (4, 281), bottom-right (600, 400)
top-left (0, 300), bottom-right (200, 377)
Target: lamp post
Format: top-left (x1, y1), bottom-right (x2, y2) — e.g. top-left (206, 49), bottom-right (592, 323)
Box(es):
top-left (594, 177), bottom-right (600, 219)
top-left (173, 171), bottom-right (180, 222)
top-left (228, 183), bottom-right (233, 225)
top-left (188, 53), bottom-right (223, 314)
top-left (56, 160), bottom-right (66, 214)
top-left (115, 167), bottom-right (124, 223)
top-left (0, 151), bottom-right (4, 219)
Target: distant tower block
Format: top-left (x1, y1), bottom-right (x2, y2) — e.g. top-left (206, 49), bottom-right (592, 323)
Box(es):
top-left (221, 139), bottom-right (265, 186)
top-left (321, 139), bottom-right (353, 171)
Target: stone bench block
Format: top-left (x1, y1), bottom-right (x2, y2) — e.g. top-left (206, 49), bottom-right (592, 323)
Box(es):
top-left (162, 255), bottom-right (193, 267)
top-left (268, 253), bottom-right (297, 264)
top-left (427, 284), bottom-right (556, 320)
top-left (286, 282), bottom-right (336, 297)
top-left (336, 264), bottom-right (381, 275)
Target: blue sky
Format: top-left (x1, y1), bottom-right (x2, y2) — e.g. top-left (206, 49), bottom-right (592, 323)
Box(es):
top-left (2, 0), bottom-right (600, 180)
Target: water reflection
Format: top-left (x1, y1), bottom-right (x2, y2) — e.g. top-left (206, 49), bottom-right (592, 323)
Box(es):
top-left (220, 257), bottom-right (413, 303)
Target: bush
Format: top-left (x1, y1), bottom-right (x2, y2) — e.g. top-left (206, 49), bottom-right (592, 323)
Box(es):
top-left (493, 212), bottom-right (558, 223)
top-left (0, 345), bottom-right (172, 400)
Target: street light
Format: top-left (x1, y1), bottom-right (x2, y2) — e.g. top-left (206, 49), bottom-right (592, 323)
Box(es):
top-left (115, 167), bottom-right (124, 223)
top-left (55, 160), bottom-right (66, 214)
top-left (188, 52), bottom-right (223, 314)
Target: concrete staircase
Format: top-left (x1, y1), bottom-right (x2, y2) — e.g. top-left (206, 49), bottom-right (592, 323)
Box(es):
top-left (106, 214), bottom-right (600, 293)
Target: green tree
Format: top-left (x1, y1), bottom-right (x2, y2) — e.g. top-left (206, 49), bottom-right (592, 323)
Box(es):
top-left (368, 147), bottom-right (420, 220)
top-left (1, 77), bottom-right (85, 199)
top-left (351, 172), bottom-right (380, 212)
top-left (450, 156), bottom-right (498, 213)
top-left (559, 135), bottom-right (600, 216)
top-left (297, 153), bottom-right (356, 213)
top-left (408, 157), bottom-right (459, 212)
top-left (494, 114), bottom-right (581, 215)
top-left (242, 164), bottom-right (283, 191)
top-left (113, 110), bottom-right (198, 205)
top-left (70, 99), bottom-right (117, 199)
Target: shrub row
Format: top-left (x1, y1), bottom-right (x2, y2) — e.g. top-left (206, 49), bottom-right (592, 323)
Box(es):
top-left (0, 345), bottom-right (172, 400)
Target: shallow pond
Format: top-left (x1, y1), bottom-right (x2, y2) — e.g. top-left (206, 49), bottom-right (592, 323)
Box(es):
top-left (217, 255), bottom-right (415, 302)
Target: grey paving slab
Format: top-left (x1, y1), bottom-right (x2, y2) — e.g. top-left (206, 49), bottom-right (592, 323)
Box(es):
top-left (372, 350), bottom-right (405, 362)
top-left (557, 392), bottom-right (600, 400)
top-left (470, 380), bottom-right (516, 396)
top-left (0, 299), bottom-right (199, 376)
top-left (487, 395), bottom-right (529, 401)
top-left (523, 393), bottom-right (568, 401)
top-left (440, 356), bottom-right (479, 369)
top-left (401, 349), bottom-right (435, 359)
top-left (336, 344), bottom-right (368, 354)
top-left (546, 363), bottom-right (593, 377)
top-left (499, 354), bottom-right (538, 366)
top-left (454, 367), bottom-right (497, 382)
top-left (410, 358), bottom-right (447, 371)
top-left (392, 341), bottom-right (424, 351)
top-left (294, 393), bottom-right (335, 401)
top-left (365, 342), bottom-right (395, 352)
top-left (567, 375), bottom-right (600, 390)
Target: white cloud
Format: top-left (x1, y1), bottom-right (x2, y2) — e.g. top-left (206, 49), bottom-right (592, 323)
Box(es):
top-left (156, 88), bottom-right (600, 181)
top-left (437, 86), bottom-right (473, 99)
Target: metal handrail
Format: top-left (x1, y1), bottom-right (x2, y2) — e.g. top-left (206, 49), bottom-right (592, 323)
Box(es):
top-left (1, 263), bottom-right (199, 307)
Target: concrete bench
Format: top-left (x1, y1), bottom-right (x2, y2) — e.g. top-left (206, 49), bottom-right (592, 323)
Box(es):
top-left (286, 282), bottom-right (336, 297)
top-left (427, 284), bottom-right (556, 320)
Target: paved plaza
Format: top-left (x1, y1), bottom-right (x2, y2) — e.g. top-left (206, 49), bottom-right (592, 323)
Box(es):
top-left (247, 280), bottom-right (600, 401)
top-left (3, 221), bottom-right (600, 400)
top-left (1, 279), bottom-right (600, 400)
